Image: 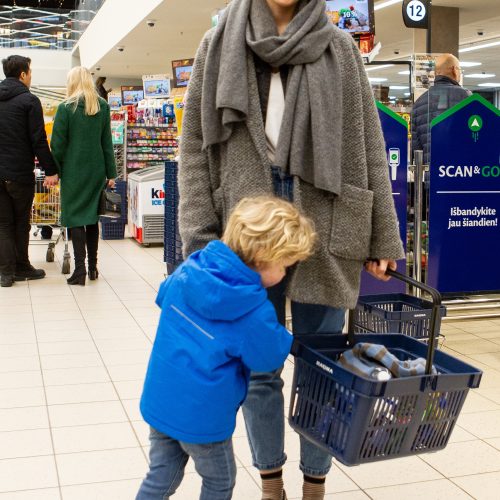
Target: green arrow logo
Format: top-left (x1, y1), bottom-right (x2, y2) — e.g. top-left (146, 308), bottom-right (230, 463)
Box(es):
top-left (468, 115), bottom-right (483, 142)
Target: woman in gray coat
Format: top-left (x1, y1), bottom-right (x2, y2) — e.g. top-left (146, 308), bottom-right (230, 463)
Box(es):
top-left (178, 1), bottom-right (404, 499)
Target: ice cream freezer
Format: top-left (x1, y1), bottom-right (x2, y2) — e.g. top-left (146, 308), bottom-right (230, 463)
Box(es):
top-left (128, 165), bottom-right (165, 245)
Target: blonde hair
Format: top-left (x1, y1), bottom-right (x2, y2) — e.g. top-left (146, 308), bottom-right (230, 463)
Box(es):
top-left (222, 196), bottom-right (316, 267)
top-left (65, 66), bottom-right (101, 116)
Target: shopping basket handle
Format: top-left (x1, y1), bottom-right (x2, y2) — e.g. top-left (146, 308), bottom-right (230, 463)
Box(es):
top-left (351, 268), bottom-right (442, 376)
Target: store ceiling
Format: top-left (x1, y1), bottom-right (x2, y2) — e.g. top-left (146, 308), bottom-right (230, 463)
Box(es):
top-left (90, 0), bottom-right (500, 96)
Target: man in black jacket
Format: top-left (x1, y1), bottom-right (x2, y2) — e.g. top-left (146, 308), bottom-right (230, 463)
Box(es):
top-left (411, 53), bottom-right (472, 164)
top-left (0, 55), bottom-right (59, 287)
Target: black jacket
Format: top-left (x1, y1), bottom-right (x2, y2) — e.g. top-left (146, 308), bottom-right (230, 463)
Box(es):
top-left (411, 75), bottom-right (471, 164)
top-left (0, 77), bottom-right (58, 183)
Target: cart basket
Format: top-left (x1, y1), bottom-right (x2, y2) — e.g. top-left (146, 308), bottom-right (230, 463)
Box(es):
top-left (288, 270), bottom-right (482, 466)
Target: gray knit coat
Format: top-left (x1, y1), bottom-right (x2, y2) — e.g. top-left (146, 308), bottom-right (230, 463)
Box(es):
top-left (178, 27), bottom-right (405, 310)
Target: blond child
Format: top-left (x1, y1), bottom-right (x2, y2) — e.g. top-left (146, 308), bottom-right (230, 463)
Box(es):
top-left (137, 196), bottom-right (315, 500)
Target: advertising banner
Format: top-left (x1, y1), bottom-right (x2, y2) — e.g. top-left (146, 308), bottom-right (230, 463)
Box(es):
top-left (428, 94), bottom-right (500, 294)
top-left (111, 121), bottom-right (124, 145)
top-left (360, 102), bottom-right (408, 294)
top-left (142, 74), bottom-right (170, 99)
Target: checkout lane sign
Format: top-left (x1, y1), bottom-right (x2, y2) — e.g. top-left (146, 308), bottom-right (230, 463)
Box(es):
top-left (428, 94), bottom-right (500, 294)
top-left (360, 101), bottom-right (407, 295)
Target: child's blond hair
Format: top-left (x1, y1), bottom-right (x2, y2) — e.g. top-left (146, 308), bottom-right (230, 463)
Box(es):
top-left (222, 196), bottom-right (316, 267)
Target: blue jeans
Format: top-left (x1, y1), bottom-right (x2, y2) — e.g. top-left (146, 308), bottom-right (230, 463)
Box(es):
top-left (243, 162), bottom-right (345, 477)
top-left (136, 427), bottom-right (236, 500)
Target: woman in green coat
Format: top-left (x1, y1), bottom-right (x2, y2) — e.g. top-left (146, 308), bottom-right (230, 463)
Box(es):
top-left (51, 66), bottom-right (117, 286)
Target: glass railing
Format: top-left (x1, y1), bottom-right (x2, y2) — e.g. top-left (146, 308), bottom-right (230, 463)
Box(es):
top-left (0, 1), bottom-right (105, 50)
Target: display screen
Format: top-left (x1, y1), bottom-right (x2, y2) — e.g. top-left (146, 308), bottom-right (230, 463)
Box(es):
top-left (172, 58), bottom-right (195, 88)
top-left (121, 86), bottom-right (144, 105)
top-left (325, 0), bottom-right (374, 35)
top-left (143, 78), bottom-right (170, 98)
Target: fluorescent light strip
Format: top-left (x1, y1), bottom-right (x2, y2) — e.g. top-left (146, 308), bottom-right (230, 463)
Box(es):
top-left (464, 73), bottom-right (495, 79)
top-left (369, 77), bottom-right (388, 83)
top-left (477, 82), bottom-right (500, 87)
top-left (390, 85), bottom-right (409, 89)
top-left (459, 40), bottom-right (500, 53)
top-left (365, 64), bottom-right (394, 72)
top-left (398, 70), bottom-right (410, 75)
top-left (375, 0), bottom-right (402, 11)
top-left (460, 62), bottom-right (482, 68)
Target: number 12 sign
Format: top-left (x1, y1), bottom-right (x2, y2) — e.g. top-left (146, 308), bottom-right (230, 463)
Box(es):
top-left (402, 0), bottom-right (430, 29)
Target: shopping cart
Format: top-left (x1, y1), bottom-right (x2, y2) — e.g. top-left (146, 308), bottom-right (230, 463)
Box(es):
top-left (288, 270), bottom-right (482, 466)
top-left (30, 173), bottom-right (71, 274)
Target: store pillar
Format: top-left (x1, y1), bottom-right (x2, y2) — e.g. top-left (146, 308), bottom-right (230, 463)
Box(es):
top-left (412, 6), bottom-right (459, 56)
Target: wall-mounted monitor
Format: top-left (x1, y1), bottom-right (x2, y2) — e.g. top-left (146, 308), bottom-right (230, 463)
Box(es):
top-left (121, 86), bottom-right (144, 105)
top-left (172, 58), bottom-right (195, 88)
top-left (325, 0), bottom-right (375, 35)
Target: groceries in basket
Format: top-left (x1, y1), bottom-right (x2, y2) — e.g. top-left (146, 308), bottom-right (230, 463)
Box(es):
top-left (338, 342), bottom-right (438, 381)
top-left (288, 270), bottom-right (482, 466)
top-left (99, 189), bottom-right (122, 218)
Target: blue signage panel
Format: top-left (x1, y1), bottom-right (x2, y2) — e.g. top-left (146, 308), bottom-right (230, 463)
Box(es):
top-left (360, 102), bottom-right (407, 294)
top-left (428, 95), bottom-right (500, 293)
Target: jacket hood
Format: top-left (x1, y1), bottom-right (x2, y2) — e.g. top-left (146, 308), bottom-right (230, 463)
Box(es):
top-left (157, 241), bottom-right (267, 321)
top-left (0, 77), bottom-right (29, 101)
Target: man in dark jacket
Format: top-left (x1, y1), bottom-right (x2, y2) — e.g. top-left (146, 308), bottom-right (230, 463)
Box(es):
top-left (0, 55), bottom-right (59, 287)
top-left (411, 53), bottom-right (471, 164)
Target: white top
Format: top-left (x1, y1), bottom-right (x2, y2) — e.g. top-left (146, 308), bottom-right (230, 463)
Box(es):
top-left (265, 71), bottom-right (285, 163)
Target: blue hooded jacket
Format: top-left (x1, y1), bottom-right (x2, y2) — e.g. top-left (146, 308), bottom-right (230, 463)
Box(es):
top-left (140, 240), bottom-right (293, 444)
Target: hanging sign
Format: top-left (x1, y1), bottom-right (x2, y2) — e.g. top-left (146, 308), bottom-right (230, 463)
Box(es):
top-left (427, 94), bottom-right (500, 294)
top-left (402, 0), bottom-right (430, 29)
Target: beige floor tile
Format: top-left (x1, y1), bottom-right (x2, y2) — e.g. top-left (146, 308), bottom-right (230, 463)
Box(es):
top-left (37, 340), bottom-right (98, 356)
top-left (0, 456), bottom-right (58, 492)
top-left (323, 492), bottom-right (370, 500)
top-left (232, 434), bottom-right (254, 467)
top-left (33, 310), bottom-right (83, 322)
top-left (451, 471), bottom-right (500, 500)
top-left (107, 363), bottom-right (147, 382)
top-left (99, 349), bottom-right (149, 367)
top-left (0, 370), bottom-right (43, 390)
top-left (0, 429), bottom-right (53, 459)
top-left (336, 456), bottom-right (442, 489)
top-left (468, 352), bottom-right (500, 371)
top-left (94, 337), bottom-right (152, 352)
top-left (485, 438), bottom-right (500, 451)
top-left (36, 329), bottom-right (91, 343)
top-left (0, 343), bottom-right (38, 358)
top-left (457, 410), bottom-right (500, 439)
top-left (0, 313), bottom-right (35, 325)
top-left (476, 369), bottom-right (500, 389)
top-left (420, 440), bottom-right (500, 477)
top-left (90, 326), bottom-right (145, 340)
top-left (0, 356), bottom-right (40, 373)
top-left (52, 422), bottom-right (139, 454)
top-left (121, 399), bottom-right (142, 422)
top-left (445, 339), bottom-right (500, 355)
top-left (477, 387), bottom-right (500, 404)
top-left (461, 390), bottom-right (499, 413)
top-left (365, 479), bottom-right (472, 500)
top-left (114, 380), bottom-right (144, 400)
top-left (56, 447), bottom-right (147, 486)
top-left (48, 400), bottom-right (128, 428)
top-left (0, 489), bottom-right (60, 500)
top-left (448, 425), bottom-right (480, 443)
top-left (45, 382), bottom-right (118, 405)
top-left (0, 406), bottom-right (48, 432)
top-left (0, 387), bottom-right (46, 409)
top-left (60, 478), bottom-right (142, 500)
top-left (131, 420), bottom-right (150, 447)
top-left (40, 352), bottom-right (103, 370)
top-left (0, 330), bottom-right (36, 345)
top-left (43, 366), bottom-right (110, 386)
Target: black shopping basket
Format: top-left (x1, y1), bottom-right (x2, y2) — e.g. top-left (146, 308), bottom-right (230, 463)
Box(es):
top-left (288, 270), bottom-right (482, 466)
top-left (351, 291), bottom-right (446, 343)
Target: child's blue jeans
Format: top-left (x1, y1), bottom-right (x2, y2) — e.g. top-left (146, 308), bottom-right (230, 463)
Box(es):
top-left (136, 427), bottom-right (236, 500)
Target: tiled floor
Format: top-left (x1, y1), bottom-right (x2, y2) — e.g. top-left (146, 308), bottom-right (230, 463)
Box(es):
top-left (1, 231), bottom-right (500, 499)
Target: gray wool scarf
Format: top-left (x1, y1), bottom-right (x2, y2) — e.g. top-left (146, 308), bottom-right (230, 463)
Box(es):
top-left (201, 0), bottom-right (344, 195)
